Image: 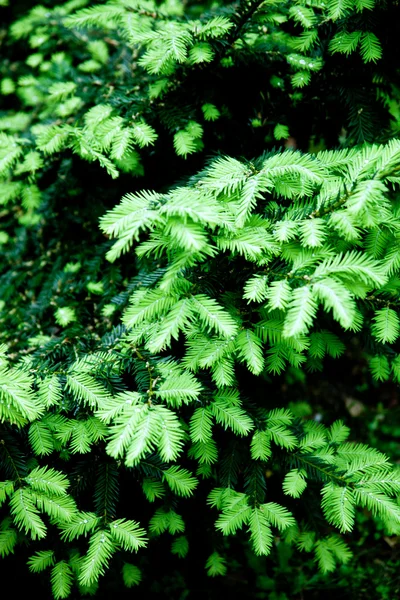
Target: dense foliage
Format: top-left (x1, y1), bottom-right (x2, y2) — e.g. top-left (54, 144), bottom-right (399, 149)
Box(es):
top-left (1, 0), bottom-right (400, 598)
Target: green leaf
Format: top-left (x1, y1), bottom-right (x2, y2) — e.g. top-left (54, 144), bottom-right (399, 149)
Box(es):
top-left (0, 521), bottom-right (17, 557)
top-left (371, 307), bottom-right (400, 343)
top-left (79, 530), bottom-right (115, 587)
top-left (100, 190), bottom-right (162, 240)
top-left (48, 81), bottom-right (76, 101)
top-left (249, 507), bottom-right (273, 556)
top-left (124, 408), bottom-right (160, 467)
top-left (283, 286), bottom-right (318, 337)
top-left (299, 218), bottom-right (328, 248)
top-left (189, 407), bottom-right (213, 443)
top-left (243, 275), bottom-right (269, 303)
top-left (329, 31), bottom-right (362, 55)
top-left (66, 372), bottom-right (111, 408)
top-left (106, 404), bottom-right (157, 464)
top-left (328, 421), bottom-right (350, 444)
top-left (261, 502), bottom-right (296, 531)
top-left (189, 43), bottom-right (214, 63)
top-left (353, 488), bottom-right (400, 526)
top-left (31, 490), bottom-right (77, 523)
top-left (190, 294), bottom-right (238, 338)
top-left (205, 552), bottom-right (227, 577)
top-left (0, 480), bottom-right (14, 506)
top-left (202, 103), bottom-right (220, 121)
top-left (146, 299), bottom-right (194, 352)
top-left (313, 277), bottom-right (356, 328)
top-left (162, 466), bottom-right (198, 497)
top-left (266, 280), bottom-right (292, 311)
top-left (215, 502), bottom-right (251, 535)
top-left (369, 354), bottom-right (390, 381)
top-left (109, 518), bottom-right (148, 551)
top-left (149, 508), bottom-right (185, 535)
top-left (51, 561), bottom-right (73, 600)
top-left (211, 394), bottom-right (254, 436)
top-left (273, 124), bottom-right (290, 140)
top-left (313, 251), bottom-right (386, 287)
top-left (235, 329), bottom-right (264, 374)
top-left (189, 439), bottom-right (218, 464)
top-left (131, 121), bottom-right (157, 148)
top-left (321, 483), bottom-right (355, 532)
top-left (268, 424), bottom-right (298, 450)
top-left (155, 367), bottom-right (202, 406)
top-left (173, 130), bottom-right (196, 157)
top-left (111, 128), bottom-right (134, 161)
top-left (0, 364), bottom-right (42, 422)
top-left (360, 32), bottom-right (382, 63)
top-left (122, 563), bottom-right (142, 587)
top-left (9, 489), bottom-right (46, 540)
top-left (171, 535), bottom-right (189, 558)
top-left (60, 512), bottom-right (100, 542)
top-left (28, 550), bottom-right (55, 573)
top-left (325, 535), bottom-right (352, 564)
top-left (154, 406), bottom-right (185, 462)
top-left (273, 220), bottom-right (298, 242)
top-left (55, 307), bottom-right (77, 327)
top-left (283, 469), bottom-right (307, 498)
top-left (37, 374), bottom-right (62, 408)
top-left (250, 430), bottom-right (272, 461)
top-left (25, 465), bottom-right (69, 496)
top-left (314, 540), bottom-right (336, 573)
top-left (141, 478), bottom-right (165, 503)
top-left (327, 0), bottom-right (352, 20)
top-left (291, 70), bottom-right (311, 88)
